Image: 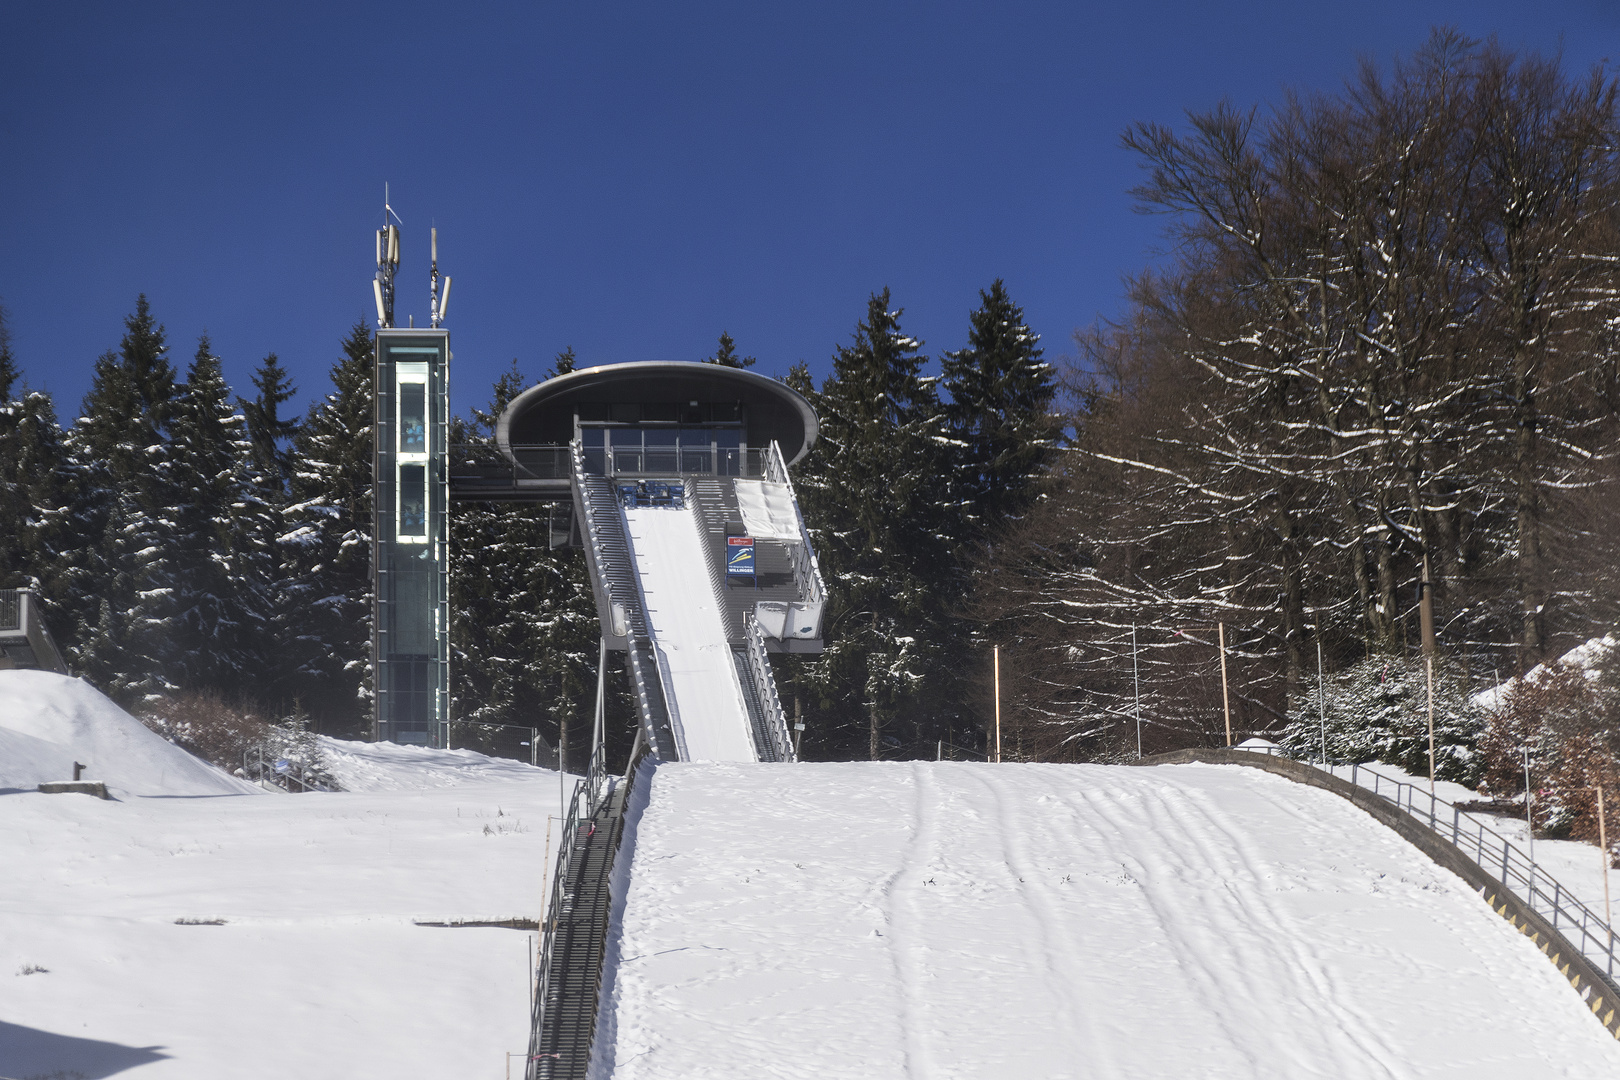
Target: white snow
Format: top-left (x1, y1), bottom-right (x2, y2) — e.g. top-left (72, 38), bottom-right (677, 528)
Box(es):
top-left (0, 669), bottom-right (572, 1079)
top-left (0, 670), bottom-right (257, 797)
top-left (318, 733), bottom-right (566, 792)
top-left (1325, 757), bottom-right (1620, 931)
top-left (622, 503), bottom-right (756, 761)
top-left (592, 760), bottom-right (1620, 1079)
top-left (0, 746), bottom-right (566, 1079)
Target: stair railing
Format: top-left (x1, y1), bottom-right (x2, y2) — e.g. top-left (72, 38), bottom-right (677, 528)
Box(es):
top-left (571, 441), bottom-right (678, 761)
top-left (526, 736), bottom-right (613, 1080)
top-left (762, 441), bottom-right (826, 631)
top-left (741, 611), bottom-right (796, 762)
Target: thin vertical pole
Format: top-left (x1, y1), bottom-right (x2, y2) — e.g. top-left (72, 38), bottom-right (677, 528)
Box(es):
top-left (1317, 636), bottom-right (1327, 766)
top-left (1600, 785), bottom-right (1612, 925)
top-left (1425, 654), bottom-right (1437, 796)
top-left (1523, 745), bottom-right (1534, 863)
top-left (794, 698), bottom-right (803, 759)
top-left (593, 637), bottom-right (607, 765)
top-left (1132, 624), bottom-right (1142, 759)
top-left (1420, 553), bottom-right (1437, 796)
top-left (1218, 622), bottom-right (1232, 747)
top-left (994, 645), bottom-right (1003, 764)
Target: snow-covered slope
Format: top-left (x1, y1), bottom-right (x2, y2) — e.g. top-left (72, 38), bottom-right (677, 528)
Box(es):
top-left (592, 760), bottom-right (1620, 1079)
top-left (319, 734), bottom-right (572, 792)
top-left (0, 670), bottom-right (256, 796)
top-left (0, 739), bottom-right (565, 1080)
top-left (622, 503), bottom-right (756, 761)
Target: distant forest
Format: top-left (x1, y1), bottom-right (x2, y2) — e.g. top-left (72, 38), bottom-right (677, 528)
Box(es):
top-left (4, 33), bottom-right (1620, 787)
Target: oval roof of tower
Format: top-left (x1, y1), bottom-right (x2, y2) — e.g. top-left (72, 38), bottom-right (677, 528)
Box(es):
top-left (496, 361), bottom-right (819, 464)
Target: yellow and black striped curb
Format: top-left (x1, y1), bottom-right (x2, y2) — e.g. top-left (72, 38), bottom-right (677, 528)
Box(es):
top-left (1134, 748), bottom-right (1620, 1039)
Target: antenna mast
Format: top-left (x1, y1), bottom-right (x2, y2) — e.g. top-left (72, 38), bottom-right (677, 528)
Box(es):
top-left (429, 227), bottom-right (451, 327)
top-left (373, 184), bottom-right (402, 328)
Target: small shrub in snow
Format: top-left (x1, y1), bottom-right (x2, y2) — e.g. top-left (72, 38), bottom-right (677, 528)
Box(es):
top-left (1280, 656), bottom-right (1484, 784)
top-left (1479, 651), bottom-right (1620, 855)
top-left (138, 691), bottom-right (272, 772)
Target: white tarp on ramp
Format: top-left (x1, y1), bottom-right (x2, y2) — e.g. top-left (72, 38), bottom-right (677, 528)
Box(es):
top-left (622, 504), bottom-right (757, 761)
top-left (733, 479), bottom-right (801, 541)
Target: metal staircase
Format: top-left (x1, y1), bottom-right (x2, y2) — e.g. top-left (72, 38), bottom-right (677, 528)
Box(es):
top-left (571, 445), bottom-right (680, 761)
top-left (525, 747), bottom-right (636, 1080)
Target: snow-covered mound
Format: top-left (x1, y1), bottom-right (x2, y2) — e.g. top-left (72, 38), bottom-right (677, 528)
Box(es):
top-left (594, 760), bottom-right (1620, 1078)
top-left (318, 734), bottom-right (568, 791)
top-left (0, 670), bottom-right (256, 797)
top-left (1472, 633), bottom-right (1618, 712)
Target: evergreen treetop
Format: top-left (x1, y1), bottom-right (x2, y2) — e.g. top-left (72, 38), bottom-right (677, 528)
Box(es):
top-left (240, 352), bottom-right (300, 497)
top-left (940, 279), bottom-right (1060, 538)
top-left (703, 332), bottom-right (757, 369)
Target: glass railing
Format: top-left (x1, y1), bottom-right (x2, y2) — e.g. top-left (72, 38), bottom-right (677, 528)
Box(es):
top-left (577, 446), bottom-right (769, 478)
top-left (447, 444), bottom-right (571, 486)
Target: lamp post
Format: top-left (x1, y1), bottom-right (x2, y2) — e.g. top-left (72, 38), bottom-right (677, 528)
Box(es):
top-left (1419, 553), bottom-right (1438, 795)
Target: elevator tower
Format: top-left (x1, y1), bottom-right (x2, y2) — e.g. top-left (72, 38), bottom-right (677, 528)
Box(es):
top-left (370, 208), bottom-right (453, 746)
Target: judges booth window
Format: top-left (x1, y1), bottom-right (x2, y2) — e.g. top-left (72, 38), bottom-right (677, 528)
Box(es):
top-left (611, 428), bottom-right (641, 473)
top-left (580, 426), bottom-right (606, 473)
top-left (681, 428), bottom-right (712, 473)
top-left (716, 428), bottom-right (741, 475)
top-left (398, 464), bottom-right (427, 539)
top-left (644, 428), bottom-right (677, 472)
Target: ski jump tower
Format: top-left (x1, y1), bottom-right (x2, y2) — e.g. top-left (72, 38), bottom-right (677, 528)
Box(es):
top-left (366, 210), bottom-right (821, 760)
top-left (475, 363), bottom-right (823, 763)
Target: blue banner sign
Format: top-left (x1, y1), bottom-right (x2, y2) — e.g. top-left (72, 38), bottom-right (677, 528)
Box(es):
top-left (727, 537), bottom-right (756, 577)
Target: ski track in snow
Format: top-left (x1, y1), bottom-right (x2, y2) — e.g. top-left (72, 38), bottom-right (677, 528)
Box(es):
top-left (595, 761), bottom-right (1620, 1079)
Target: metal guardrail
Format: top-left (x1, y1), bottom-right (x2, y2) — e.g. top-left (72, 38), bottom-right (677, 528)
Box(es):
top-left (0, 590), bottom-right (19, 632)
top-left (762, 440), bottom-right (826, 624)
top-left (741, 612), bottom-right (796, 762)
top-left (526, 738), bottom-right (607, 1080)
top-left (450, 444), bottom-right (571, 485)
top-left (239, 740), bottom-right (332, 793)
top-left (578, 445), bottom-right (769, 479)
top-left (571, 441), bottom-right (680, 762)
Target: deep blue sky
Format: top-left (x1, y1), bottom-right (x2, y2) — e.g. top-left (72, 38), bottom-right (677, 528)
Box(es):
top-left (2, 2), bottom-right (1616, 423)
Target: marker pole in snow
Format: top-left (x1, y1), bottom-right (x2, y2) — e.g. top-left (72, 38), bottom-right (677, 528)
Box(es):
top-left (1599, 785), bottom-right (1612, 925)
top-left (1523, 746), bottom-right (1534, 863)
top-left (593, 637), bottom-right (607, 763)
top-left (1317, 637), bottom-right (1327, 767)
top-left (1133, 624), bottom-right (1142, 759)
top-left (1218, 622), bottom-right (1231, 747)
top-left (994, 645), bottom-right (1003, 763)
